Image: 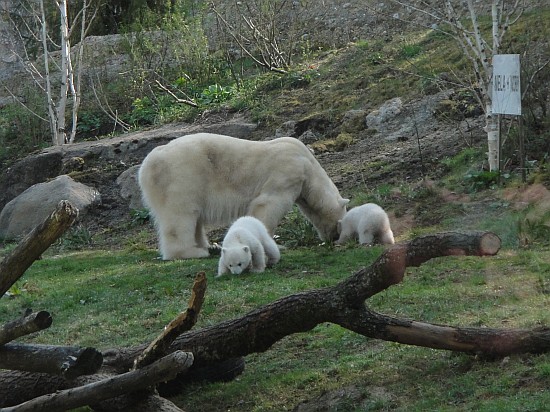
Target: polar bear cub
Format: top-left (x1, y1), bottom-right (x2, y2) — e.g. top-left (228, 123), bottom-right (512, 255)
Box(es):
top-left (217, 216), bottom-right (281, 277)
top-left (336, 203), bottom-right (395, 245)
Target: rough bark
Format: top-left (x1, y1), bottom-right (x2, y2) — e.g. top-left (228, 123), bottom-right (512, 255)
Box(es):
top-left (0, 310), bottom-right (52, 345)
top-left (0, 343), bottom-right (103, 379)
top-left (2, 351), bottom-right (193, 412)
top-left (0, 200), bottom-right (79, 298)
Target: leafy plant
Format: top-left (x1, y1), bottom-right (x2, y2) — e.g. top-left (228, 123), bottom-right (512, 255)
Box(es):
top-left (128, 97), bottom-right (157, 126)
top-left (198, 84), bottom-right (234, 106)
top-left (76, 111), bottom-right (102, 135)
top-left (276, 207), bottom-right (319, 248)
top-left (463, 170), bottom-right (500, 192)
top-left (517, 213), bottom-right (550, 247)
top-left (5, 283), bottom-right (26, 298)
top-left (130, 208), bottom-right (150, 225)
top-left (58, 226), bottom-right (93, 250)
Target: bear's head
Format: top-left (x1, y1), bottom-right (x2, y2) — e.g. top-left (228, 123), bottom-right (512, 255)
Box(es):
top-left (221, 246), bottom-right (252, 275)
top-left (298, 196), bottom-right (349, 241)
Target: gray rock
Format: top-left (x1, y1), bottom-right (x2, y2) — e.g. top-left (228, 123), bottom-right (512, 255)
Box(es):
top-left (365, 97), bottom-right (403, 129)
top-left (275, 121), bottom-right (297, 138)
top-left (298, 129), bottom-right (320, 145)
top-left (341, 109), bottom-right (367, 133)
top-left (116, 165), bottom-right (143, 210)
top-left (0, 175), bottom-right (101, 240)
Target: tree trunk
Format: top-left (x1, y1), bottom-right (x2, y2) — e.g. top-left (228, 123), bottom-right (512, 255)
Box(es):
top-left (133, 272), bottom-right (206, 370)
top-left (0, 200), bottom-right (79, 298)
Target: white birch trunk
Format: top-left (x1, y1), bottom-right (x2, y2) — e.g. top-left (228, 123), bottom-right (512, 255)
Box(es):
top-left (486, 2), bottom-right (500, 171)
top-left (56, 0), bottom-right (70, 145)
top-left (39, 0), bottom-right (59, 145)
top-left (67, 0), bottom-right (88, 143)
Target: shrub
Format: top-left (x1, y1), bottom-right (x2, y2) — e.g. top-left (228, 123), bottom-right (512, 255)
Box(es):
top-left (276, 207), bottom-right (319, 248)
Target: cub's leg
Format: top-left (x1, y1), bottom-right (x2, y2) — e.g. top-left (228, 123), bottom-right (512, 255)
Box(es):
top-left (379, 229), bottom-right (395, 245)
top-left (217, 257), bottom-right (229, 277)
top-left (263, 237), bottom-right (281, 266)
top-left (249, 239), bottom-right (267, 273)
top-left (357, 230), bottom-right (375, 245)
top-left (335, 221), bottom-right (356, 245)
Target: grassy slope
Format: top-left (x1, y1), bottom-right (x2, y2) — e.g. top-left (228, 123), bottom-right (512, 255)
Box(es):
top-left (1, 9), bottom-right (550, 412)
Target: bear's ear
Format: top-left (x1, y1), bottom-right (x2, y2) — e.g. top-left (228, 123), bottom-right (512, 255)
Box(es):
top-left (339, 198), bottom-right (350, 207)
top-left (243, 246), bottom-right (250, 253)
top-left (221, 248), bottom-right (226, 254)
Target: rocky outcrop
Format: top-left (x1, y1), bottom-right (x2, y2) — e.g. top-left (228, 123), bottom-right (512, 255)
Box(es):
top-left (0, 175), bottom-right (100, 240)
top-left (0, 117), bottom-right (258, 236)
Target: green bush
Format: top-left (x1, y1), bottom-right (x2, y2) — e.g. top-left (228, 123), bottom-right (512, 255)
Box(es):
top-left (276, 207), bottom-right (320, 248)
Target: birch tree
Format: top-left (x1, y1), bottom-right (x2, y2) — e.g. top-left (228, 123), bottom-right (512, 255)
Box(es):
top-left (8, 0), bottom-right (96, 145)
top-left (389, 0), bottom-right (525, 171)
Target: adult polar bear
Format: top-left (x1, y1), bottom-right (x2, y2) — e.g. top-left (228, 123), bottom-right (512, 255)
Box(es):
top-left (138, 133), bottom-right (349, 260)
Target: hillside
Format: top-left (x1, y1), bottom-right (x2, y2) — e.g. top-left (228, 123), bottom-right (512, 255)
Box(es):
top-left (0, 3), bottom-right (549, 411)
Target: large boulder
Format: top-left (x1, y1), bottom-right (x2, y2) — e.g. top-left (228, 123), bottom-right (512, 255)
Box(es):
top-left (116, 165), bottom-right (143, 210)
top-left (0, 175), bottom-right (101, 240)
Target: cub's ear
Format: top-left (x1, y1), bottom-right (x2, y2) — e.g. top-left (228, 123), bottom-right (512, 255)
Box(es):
top-left (339, 198), bottom-right (350, 207)
top-left (243, 246), bottom-right (250, 253)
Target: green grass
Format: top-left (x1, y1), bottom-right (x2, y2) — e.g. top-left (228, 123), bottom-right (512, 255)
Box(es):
top-left (1, 222), bottom-right (549, 411)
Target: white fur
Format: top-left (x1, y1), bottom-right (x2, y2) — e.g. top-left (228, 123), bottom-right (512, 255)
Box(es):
top-left (336, 203), bottom-right (395, 245)
top-left (138, 133), bottom-right (349, 259)
top-left (217, 216), bottom-right (280, 277)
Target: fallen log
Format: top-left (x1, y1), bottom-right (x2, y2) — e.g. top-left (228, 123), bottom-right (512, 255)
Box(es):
top-left (0, 310), bottom-right (52, 345)
top-left (2, 351), bottom-right (193, 412)
top-left (0, 343), bottom-right (103, 379)
top-left (0, 200), bottom-right (79, 298)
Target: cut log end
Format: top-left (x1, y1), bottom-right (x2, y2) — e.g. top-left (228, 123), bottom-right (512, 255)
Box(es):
top-left (479, 232), bottom-right (501, 256)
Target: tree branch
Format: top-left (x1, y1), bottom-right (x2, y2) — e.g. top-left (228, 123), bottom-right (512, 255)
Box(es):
top-left (0, 310), bottom-right (52, 345)
top-left (133, 272), bottom-right (207, 369)
top-left (0, 200), bottom-right (79, 298)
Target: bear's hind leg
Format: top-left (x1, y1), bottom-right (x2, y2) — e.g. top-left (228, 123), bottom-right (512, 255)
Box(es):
top-left (157, 215), bottom-right (209, 260)
top-left (358, 230), bottom-right (375, 245)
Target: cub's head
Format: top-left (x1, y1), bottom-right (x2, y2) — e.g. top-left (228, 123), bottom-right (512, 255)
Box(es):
top-left (221, 246), bottom-right (252, 275)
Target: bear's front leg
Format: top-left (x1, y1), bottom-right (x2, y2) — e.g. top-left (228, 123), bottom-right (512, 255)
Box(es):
top-left (358, 231), bottom-right (375, 245)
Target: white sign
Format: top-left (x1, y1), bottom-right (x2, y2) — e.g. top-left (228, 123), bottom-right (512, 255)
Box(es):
top-left (492, 54), bottom-right (521, 115)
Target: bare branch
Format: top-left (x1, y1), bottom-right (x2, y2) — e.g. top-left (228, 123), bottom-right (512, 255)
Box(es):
top-left (155, 80), bottom-right (198, 107)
